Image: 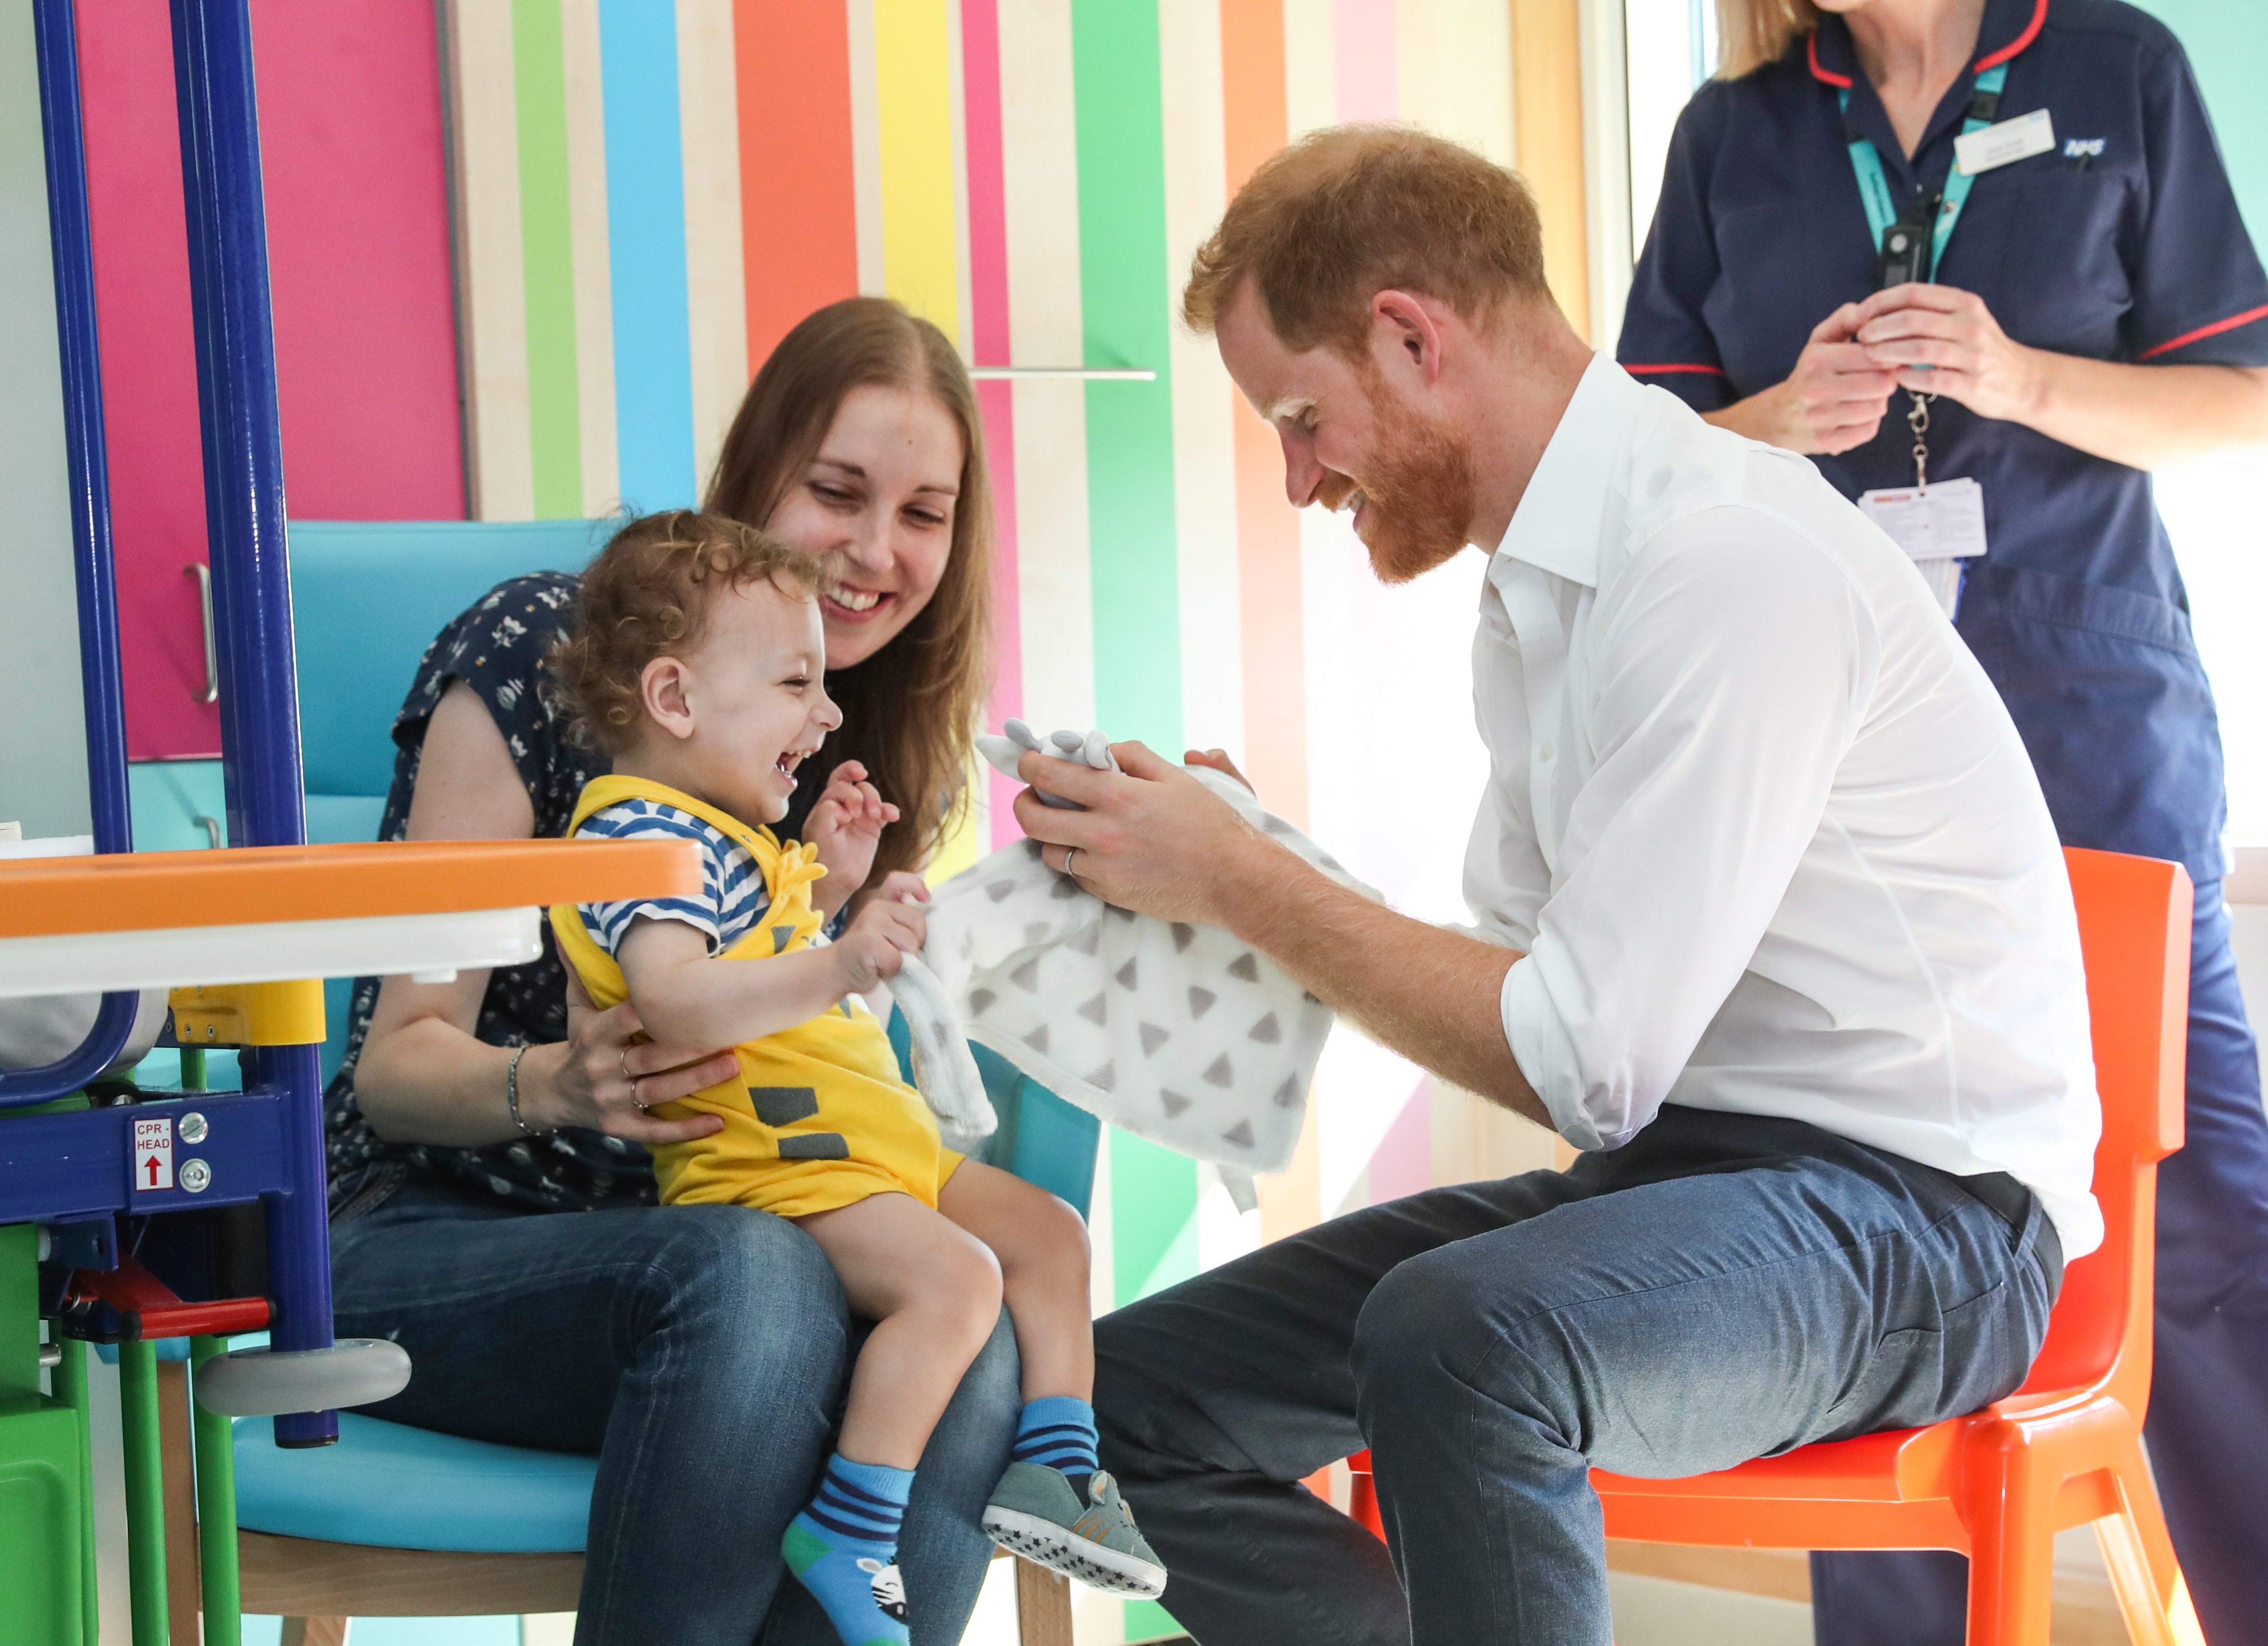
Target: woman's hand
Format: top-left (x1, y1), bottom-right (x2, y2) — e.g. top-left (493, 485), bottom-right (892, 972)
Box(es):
top-left (1011, 741), bottom-right (1280, 927)
top-left (804, 760), bottom-right (901, 916)
top-left (1854, 283), bottom-right (2041, 422)
top-left (529, 971), bottom-right (734, 1143)
top-left (1704, 304), bottom-right (1899, 454)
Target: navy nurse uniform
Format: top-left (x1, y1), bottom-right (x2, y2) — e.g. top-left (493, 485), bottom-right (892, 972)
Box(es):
top-left (1617, 0), bottom-right (2268, 1639)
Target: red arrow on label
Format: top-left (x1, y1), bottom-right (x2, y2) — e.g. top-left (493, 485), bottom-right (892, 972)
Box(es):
top-left (145, 1155), bottom-right (162, 1187)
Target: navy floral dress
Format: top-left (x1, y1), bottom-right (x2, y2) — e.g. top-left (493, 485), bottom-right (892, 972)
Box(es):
top-left (323, 572), bottom-right (824, 1219)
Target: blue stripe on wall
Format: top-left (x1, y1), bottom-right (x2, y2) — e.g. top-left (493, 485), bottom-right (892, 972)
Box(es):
top-left (597, 0), bottom-right (697, 510)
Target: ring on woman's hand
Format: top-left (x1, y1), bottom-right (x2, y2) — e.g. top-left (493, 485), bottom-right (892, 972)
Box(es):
top-left (618, 1048), bottom-right (633, 1080)
top-left (1064, 847), bottom-right (1080, 880)
top-left (629, 1075), bottom-right (646, 1112)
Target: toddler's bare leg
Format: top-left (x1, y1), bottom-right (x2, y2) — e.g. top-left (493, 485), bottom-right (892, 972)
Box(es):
top-left (795, 1192), bottom-right (1004, 1468)
top-left (938, 1161), bottom-right (1093, 1403)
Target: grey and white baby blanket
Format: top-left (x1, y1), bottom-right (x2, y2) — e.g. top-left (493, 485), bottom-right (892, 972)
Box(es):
top-left (919, 761), bottom-right (1370, 1174)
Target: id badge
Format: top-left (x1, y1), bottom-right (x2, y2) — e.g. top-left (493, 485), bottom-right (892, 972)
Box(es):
top-left (1858, 477), bottom-right (1986, 618)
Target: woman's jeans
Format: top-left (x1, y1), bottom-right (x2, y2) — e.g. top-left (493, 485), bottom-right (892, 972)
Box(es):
top-left (330, 1178), bottom-right (1019, 1646)
top-left (1094, 1106), bottom-right (2059, 1646)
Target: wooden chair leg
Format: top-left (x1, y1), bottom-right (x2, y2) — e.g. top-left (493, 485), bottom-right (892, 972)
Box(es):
top-left (279, 1619), bottom-right (351, 1646)
top-left (1013, 1556), bottom-right (1073, 1646)
top-left (155, 1360), bottom-right (203, 1641)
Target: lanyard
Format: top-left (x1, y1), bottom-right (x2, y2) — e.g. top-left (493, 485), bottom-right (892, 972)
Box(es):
top-left (1839, 60), bottom-right (2008, 280)
top-left (1839, 62), bottom-right (2008, 487)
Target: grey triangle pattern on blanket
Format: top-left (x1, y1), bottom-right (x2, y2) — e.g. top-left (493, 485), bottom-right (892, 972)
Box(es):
top-left (917, 762), bottom-right (1369, 1174)
top-left (773, 926), bottom-right (795, 954)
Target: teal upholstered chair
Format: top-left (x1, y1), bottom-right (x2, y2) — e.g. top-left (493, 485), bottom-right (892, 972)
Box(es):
top-left (233, 519), bottom-right (1098, 1642)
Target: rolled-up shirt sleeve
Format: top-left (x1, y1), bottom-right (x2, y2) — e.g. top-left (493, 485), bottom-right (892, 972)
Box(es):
top-left (1500, 511), bottom-right (1879, 1149)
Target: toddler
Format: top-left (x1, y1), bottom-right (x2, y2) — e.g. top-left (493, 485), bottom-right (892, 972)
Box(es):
top-left (545, 512), bottom-right (1164, 1646)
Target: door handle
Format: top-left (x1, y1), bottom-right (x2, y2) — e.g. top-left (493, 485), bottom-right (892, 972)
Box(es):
top-left (183, 562), bottom-right (218, 704)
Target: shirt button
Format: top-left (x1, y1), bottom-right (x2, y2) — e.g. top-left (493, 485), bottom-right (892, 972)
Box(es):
top-left (1538, 742), bottom-right (1555, 763)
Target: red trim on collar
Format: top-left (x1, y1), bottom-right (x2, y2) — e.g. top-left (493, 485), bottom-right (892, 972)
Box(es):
top-left (2137, 303), bottom-right (2268, 362)
top-left (1624, 362), bottom-right (1730, 377)
top-left (1974, 0), bottom-right (2049, 72)
top-left (1807, 32), bottom-right (1853, 88)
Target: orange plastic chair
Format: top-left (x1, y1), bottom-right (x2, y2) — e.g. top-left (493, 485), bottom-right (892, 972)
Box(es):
top-left (1345, 848), bottom-right (2202, 1645)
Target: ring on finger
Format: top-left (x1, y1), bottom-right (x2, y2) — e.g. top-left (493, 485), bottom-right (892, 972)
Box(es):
top-left (1064, 847), bottom-right (1080, 880)
top-left (619, 1048), bottom-right (633, 1080)
top-left (630, 1075), bottom-right (647, 1112)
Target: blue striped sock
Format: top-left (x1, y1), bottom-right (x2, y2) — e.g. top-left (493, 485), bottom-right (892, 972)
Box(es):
top-left (784, 1455), bottom-right (914, 1645)
top-left (1012, 1396), bottom-right (1099, 1495)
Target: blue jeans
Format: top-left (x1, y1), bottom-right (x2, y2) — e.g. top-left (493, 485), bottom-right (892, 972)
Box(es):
top-left (1095, 1106), bottom-right (2058, 1646)
top-left (1812, 886), bottom-right (2268, 1646)
top-left (329, 1177), bottom-right (1019, 1646)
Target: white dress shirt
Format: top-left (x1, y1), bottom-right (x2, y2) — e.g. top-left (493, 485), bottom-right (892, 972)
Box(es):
top-left (1475, 355), bottom-right (2102, 1255)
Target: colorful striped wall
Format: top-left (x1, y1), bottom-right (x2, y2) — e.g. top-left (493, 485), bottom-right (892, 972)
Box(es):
top-left (446, 10), bottom-right (1539, 1634)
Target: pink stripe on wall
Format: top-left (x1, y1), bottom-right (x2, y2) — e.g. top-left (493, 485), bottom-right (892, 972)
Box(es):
top-left (78, 1), bottom-right (466, 760)
top-left (77, 0), bottom-right (215, 761)
top-left (1334, 0), bottom-right (1398, 123)
top-left (960, 0), bottom-right (1025, 845)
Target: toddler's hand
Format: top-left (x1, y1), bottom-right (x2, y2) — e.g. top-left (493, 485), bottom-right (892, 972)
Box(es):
top-left (834, 896), bottom-right (927, 994)
top-left (805, 761), bottom-right (899, 913)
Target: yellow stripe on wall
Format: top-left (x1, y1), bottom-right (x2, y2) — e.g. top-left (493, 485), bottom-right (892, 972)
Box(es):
top-left (874, 0), bottom-right (964, 341)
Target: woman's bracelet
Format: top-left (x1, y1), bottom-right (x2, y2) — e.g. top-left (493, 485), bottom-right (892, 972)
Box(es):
top-left (506, 1044), bottom-right (550, 1136)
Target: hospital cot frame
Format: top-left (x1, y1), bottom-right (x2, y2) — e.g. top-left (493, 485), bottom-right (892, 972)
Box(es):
top-left (3, 2), bottom-right (388, 1639)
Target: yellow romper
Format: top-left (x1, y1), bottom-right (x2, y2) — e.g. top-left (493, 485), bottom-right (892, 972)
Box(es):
top-left (548, 774), bottom-right (962, 1217)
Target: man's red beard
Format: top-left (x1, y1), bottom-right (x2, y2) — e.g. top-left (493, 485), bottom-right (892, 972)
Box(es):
top-left (1319, 373), bottom-right (1476, 585)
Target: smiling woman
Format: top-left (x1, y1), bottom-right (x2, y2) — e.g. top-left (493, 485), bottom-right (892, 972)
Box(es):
top-left (707, 297), bottom-right (994, 880)
top-left (320, 295), bottom-right (1013, 1644)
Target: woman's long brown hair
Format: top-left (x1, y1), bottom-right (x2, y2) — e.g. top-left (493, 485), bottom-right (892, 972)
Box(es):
top-left (704, 297), bottom-right (993, 881)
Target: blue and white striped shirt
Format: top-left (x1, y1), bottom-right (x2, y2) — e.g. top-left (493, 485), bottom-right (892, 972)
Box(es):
top-left (575, 798), bottom-right (769, 956)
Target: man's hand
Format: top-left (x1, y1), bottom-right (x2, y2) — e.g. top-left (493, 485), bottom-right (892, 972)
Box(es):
top-left (1183, 747), bottom-right (1255, 795)
top-left (1854, 283), bottom-right (2040, 423)
top-left (1705, 304), bottom-right (1899, 454)
top-left (834, 894), bottom-right (926, 993)
top-left (1010, 741), bottom-right (1280, 925)
top-left (804, 760), bottom-right (900, 915)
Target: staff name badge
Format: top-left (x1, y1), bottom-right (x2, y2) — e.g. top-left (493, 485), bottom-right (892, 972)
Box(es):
top-left (133, 1115), bottom-right (174, 1192)
top-left (1859, 477), bottom-right (1987, 617)
top-left (1956, 107), bottom-right (2055, 176)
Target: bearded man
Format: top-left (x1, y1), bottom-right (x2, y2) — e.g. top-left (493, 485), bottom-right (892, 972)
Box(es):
top-left (1011, 127), bottom-right (2098, 1646)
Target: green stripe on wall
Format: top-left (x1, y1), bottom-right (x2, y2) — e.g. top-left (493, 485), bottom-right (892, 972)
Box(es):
top-left (513, 0), bottom-right (584, 520)
top-left (1072, 0), bottom-right (1183, 753)
top-left (1109, 1131), bottom-right (1199, 1306)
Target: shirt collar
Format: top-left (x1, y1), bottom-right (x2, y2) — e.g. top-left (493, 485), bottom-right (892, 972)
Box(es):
top-left (1808, 0), bottom-right (2048, 90)
top-left (1490, 353), bottom-right (1645, 591)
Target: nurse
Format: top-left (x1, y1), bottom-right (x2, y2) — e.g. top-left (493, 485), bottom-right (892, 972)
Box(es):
top-left (1616, 0), bottom-right (2268, 1639)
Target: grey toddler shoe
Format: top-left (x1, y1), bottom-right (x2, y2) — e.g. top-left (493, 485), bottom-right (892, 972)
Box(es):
top-left (981, 1462), bottom-right (1168, 1598)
